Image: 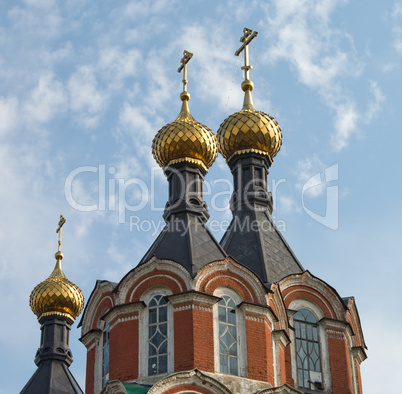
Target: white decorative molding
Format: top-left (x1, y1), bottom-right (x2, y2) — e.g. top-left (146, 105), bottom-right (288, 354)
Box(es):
top-left (239, 301), bottom-right (278, 329)
top-left (272, 330), bottom-right (290, 387)
top-left (147, 369), bottom-right (233, 394)
top-left (81, 281), bottom-right (115, 335)
top-left (256, 383), bottom-right (305, 393)
top-left (102, 302), bottom-right (145, 330)
top-left (168, 290), bottom-right (220, 307)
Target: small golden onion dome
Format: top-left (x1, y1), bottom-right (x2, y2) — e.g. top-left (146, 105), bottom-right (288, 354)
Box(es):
top-left (29, 252), bottom-right (84, 322)
top-left (152, 91), bottom-right (218, 172)
top-left (217, 80), bottom-right (282, 161)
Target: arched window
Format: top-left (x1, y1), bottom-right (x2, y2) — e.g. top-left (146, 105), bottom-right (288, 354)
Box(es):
top-left (218, 295), bottom-right (239, 375)
top-left (148, 294), bottom-right (168, 375)
top-left (102, 321), bottom-right (110, 388)
top-left (294, 309), bottom-right (322, 390)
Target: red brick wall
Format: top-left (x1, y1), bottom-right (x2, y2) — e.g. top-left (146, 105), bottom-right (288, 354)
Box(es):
top-left (85, 345), bottom-right (96, 394)
top-left (193, 309), bottom-right (214, 372)
top-left (284, 344), bottom-right (295, 386)
top-left (245, 317), bottom-right (268, 382)
top-left (327, 332), bottom-right (353, 394)
top-left (173, 306), bottom-right (214, 372)
top-left (174, 308), bottom-right (194, 371)
top-left (109, 319), bottom-right (139, 381)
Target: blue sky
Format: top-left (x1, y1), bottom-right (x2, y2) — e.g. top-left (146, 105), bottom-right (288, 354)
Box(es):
top-left (1, 0), bottom-right (401, 392)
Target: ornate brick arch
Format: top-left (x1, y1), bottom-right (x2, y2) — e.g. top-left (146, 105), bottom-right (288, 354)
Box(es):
top-left (194, 257), bottom-right (267, 305)
top-left (147, 369), bottom-right (233, 394)
top-left (79, 280), bottom-right (115, 334)
top-left (116, 257), bottom-right (193, 303)
top-left (279, 271), bottom-right (346, 321)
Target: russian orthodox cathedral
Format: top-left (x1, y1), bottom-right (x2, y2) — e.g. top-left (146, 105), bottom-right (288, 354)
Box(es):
top-left (22, 28), bottom-right (366, 394)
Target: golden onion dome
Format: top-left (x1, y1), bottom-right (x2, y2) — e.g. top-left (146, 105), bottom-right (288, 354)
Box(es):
top-left (152, 91), bottom-right (218, 172)
top-left (30, 252), bottom-right (84, 322)
top-left (217, 79), bottom-right (282, 161)
top-left (152, 50), bottom-right (218, 172)
top-left (218, 28), bottom-right (282, 162)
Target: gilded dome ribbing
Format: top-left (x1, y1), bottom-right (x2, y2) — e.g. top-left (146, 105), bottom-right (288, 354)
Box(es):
top-left (217, 107), bottom-right (282, 161)
top-left (152, 93), bottom-right (218, 171)
top-left (152, 51), bottom-right (218, 172)
top-left (217, 27), bottom-right (282, 162)
top-left (30, 254), bottom-right (84, 322)
top-left (30, 216), bottom-right (84, 322)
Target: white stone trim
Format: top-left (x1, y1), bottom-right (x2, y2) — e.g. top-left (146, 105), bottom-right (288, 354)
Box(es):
top-left (103, 302), bottom-right (145, 330)
top-left (238, 302), bottom-right (277, 330)
top-left (148, 369), bottom-right (233, 394)
top-left (272, 330), bottom-right (290, 387)
top-left (81, 280), bottom-right (115, 335)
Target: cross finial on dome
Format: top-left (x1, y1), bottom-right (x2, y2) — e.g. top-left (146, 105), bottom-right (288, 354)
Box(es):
top-left (178, 50), bottom-right (193, 95)
top-left (235, 28), bottom-right (258, 81)
top-left (56, 215), bottom-right (66, 253)
top-left (235, 28), bottom-right (258, 110)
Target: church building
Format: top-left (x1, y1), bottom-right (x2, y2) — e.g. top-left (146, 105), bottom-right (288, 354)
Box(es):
top-left (22, 28), bottom-right (367, 394)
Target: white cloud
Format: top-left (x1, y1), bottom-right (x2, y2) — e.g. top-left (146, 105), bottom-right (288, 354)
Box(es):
top-left (24, 73), bottom-right (66, 124)
top-left (330, 101), bottom-right (359, 151)
top-left (294, 155), bottom-right (327, 197)
top-left (391, 2), bottom-right (402, 54)
top-left (365, 80), bottom-right (385, 122)
top-left (263, 0), bottom-right (371, 151)
top-left (68, 66), bottom-right (107, 127)
top-left (0, 97), bottom-right (18, 136)
top-left (276, 194), bottom-right (299, 213)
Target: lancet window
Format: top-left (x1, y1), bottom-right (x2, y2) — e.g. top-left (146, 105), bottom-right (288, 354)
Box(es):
top-left (294, 309), bottom-right (322, 390)
top-left (148, 294), bottom-right (168, 375)
top-left (102, 321), bottom-right (110, 388)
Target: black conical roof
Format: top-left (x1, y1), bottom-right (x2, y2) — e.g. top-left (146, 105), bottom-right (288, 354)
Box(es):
top-left (220, 207), bottom-right (304, 285)
top-left (21, 360), bottom-right (83, 394)
top-left (139, 213), bottom-right (227, 276)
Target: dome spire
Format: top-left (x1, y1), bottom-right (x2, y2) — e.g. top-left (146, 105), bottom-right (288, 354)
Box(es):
top-left (217, 27), bottom-right (282, 163)
top-left (176, 50), bottom-right (194, 120)
top-left (152, 50), bottom-right (218, 172)
top-left (29, 215), bottom-right (84, 322)
top-left (235, 27), bottom-right (258, 110)
top-left (51, 214), bottom-right (66, 278)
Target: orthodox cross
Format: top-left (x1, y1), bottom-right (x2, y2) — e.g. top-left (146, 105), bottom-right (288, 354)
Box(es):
top-left (56, 215), bottom-right (66, 252)
top-left (235, 28), bottom-right (258, 81)
top-left (177, 50), bottom-right (193, 93)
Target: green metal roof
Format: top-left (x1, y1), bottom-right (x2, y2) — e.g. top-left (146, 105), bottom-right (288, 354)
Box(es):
top-left (122, 382), bottom-right (150, 393)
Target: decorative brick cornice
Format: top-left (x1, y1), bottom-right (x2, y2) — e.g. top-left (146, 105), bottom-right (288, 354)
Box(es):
top-left (168, 290), bottom-right (220, 308)
top-left (272, 329), bottom-right (290, 347)
top-left (320, 317), bottom-right (353, 337)
top-left (102, 301), bottom-right (145, 329)
top-left (352, 346), bottom-right (367, 363)
top-left (79, 328), bottom-right (102, 348)
top-left (238, 301), bottom-right (278, 328)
